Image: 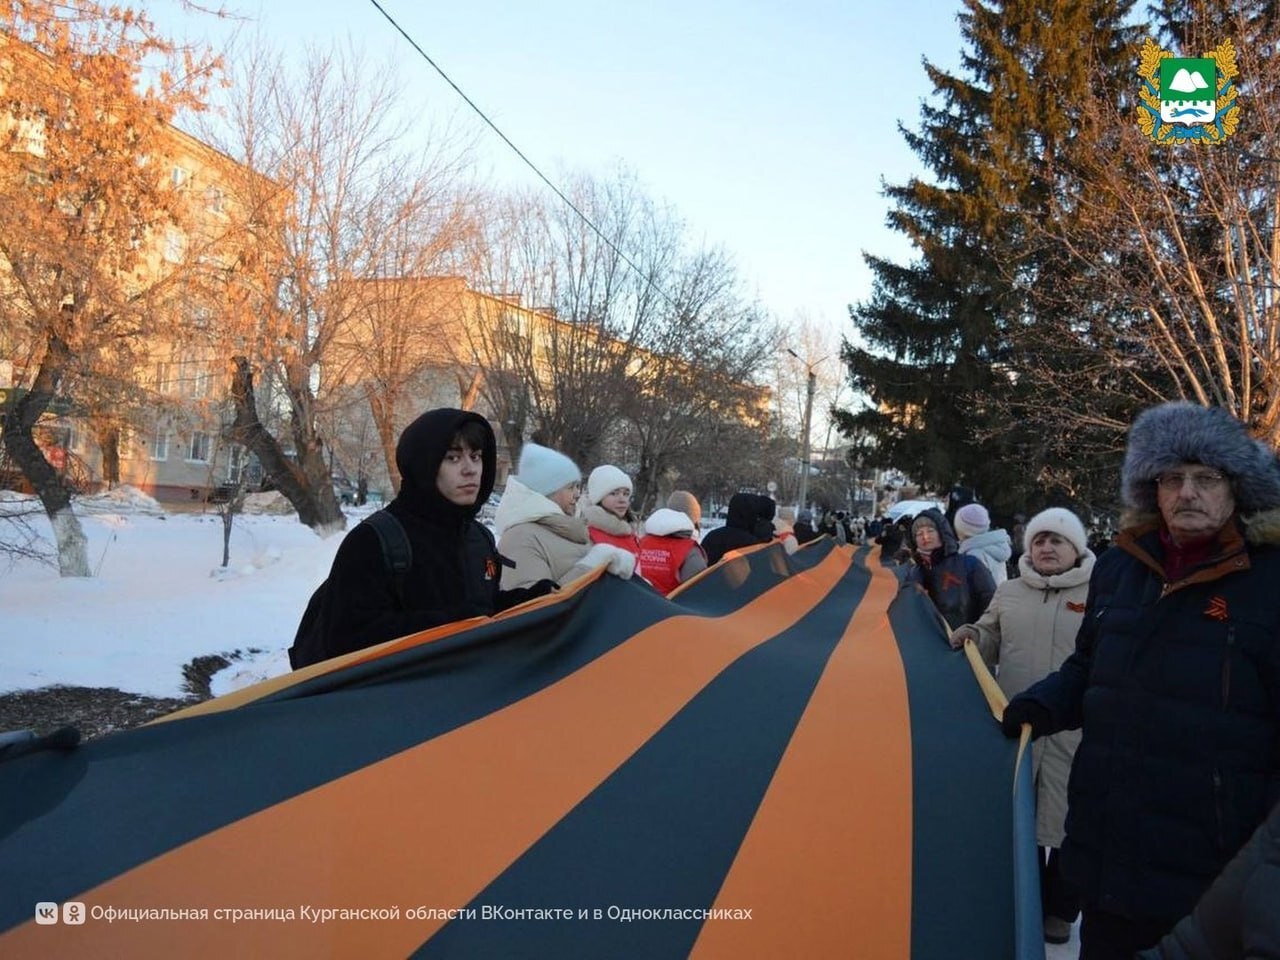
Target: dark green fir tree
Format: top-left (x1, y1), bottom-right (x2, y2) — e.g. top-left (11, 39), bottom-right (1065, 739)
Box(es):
top-left (836, 0), bottom-right (1136, 517)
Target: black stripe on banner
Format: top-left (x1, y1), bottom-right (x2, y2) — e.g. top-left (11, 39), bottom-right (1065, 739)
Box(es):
top-left (415, 560), bottom-right (870, 959)
top-left (0, 577), bottom-right (675, 933)
top-left (672, 540), bottom-right (834, 616)
top-left (887, 588), bottom-right (1019, 960)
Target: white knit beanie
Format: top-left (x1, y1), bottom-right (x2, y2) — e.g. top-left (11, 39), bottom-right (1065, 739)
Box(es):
top-left (644, 507), bottom-right (693, 537)
top-left (1022, 508), bottom-right (1087, 557)
top-left (587, 464), bottom-right (632, 506)
top-left (953, 503), bottom-right (991, 540)
top-left (515, 443), bottom-right (581, 497)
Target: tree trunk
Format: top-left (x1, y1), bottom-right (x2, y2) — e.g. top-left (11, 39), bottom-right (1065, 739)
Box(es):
top-left (366, 388), bottom-right (401, 495)
top-left (228, 357), bottom-right (345, 535)
top-left (2, 331), bottom-right (90, 576)
top-left (632, 450), bottom-right (661, 518)
top-left (97, 423), bottom-right (120, 486)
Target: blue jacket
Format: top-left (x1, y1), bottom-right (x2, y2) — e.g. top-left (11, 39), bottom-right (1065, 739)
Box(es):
top-left (1013, 512), bottom-right (1280, 925)
top-left (902, 508), bottom-right (995, 629)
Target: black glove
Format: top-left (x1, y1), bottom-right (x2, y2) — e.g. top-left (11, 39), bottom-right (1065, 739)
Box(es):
top-left (496, 579), bottom-right (560, 611)
top-left (1001, 699), bottom-right (1052, 739)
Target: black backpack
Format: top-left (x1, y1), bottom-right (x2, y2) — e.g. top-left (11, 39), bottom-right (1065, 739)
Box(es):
top-left (288, 510), bottom-right (412, 670)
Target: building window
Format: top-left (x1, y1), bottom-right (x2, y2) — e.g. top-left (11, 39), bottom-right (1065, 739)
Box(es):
top-left (171, 165), bottom-right (190, 189)
top-left (226, 444), bottom-right (245, 482)
top-left (13, 116), bottom-right (47, 157)
top-left (189, 364), bottom-right (213, 400)
top-left (187, 432), bottom-right (211, 463)
top-left (154, 361), bottom-right (176, 394)
top-left (204, 185), bottom-right (226, 215)
top-left (163, 226), bottom-right (186, 263)
top-left (150, 431), bottom-right (170, 461)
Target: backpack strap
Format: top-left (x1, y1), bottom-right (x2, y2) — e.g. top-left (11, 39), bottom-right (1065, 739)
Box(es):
top-left (362, 510), bottom-right (413, 607)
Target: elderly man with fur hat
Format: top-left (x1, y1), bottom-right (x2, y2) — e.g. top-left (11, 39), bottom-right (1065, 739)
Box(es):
top-left (1002, 402), bottom-right (1280, 960)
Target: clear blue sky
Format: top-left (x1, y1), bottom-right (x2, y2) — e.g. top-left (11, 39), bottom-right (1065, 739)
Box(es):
top-left (156, 0), bottom-right (966, 341)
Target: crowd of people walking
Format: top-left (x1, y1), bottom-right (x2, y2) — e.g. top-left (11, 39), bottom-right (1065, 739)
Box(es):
top-left (289, 400), bottom-right (1279, 960)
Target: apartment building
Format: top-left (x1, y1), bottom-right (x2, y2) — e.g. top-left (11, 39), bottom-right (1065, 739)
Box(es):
top-left (0, 34), bottom-right (265, 503)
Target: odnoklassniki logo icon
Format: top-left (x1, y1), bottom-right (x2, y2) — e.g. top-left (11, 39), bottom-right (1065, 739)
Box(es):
top-left (1137, 37), bottom-right (1241, 145)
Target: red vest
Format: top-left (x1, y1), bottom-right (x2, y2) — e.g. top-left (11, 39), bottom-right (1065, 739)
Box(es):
top-left (589, 526), bottom-right (640, 555)
top-left (638, 535), bottom-right (701, 596)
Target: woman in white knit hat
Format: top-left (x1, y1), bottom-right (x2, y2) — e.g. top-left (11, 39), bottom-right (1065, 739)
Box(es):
top-left (582, 464), bottom-right (641, 557)
top-left (493, 444), bottom-right (636, 589)
top-left (949, 506), bottom-right (1095, 947)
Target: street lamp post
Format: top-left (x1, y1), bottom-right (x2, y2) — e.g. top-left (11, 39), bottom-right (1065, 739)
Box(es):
top-left (787, 349), bottom-right (827, 514)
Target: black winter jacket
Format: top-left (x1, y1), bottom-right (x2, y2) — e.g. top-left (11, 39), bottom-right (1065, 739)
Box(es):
top-left (1012, 512), bottom-right (1280, 926)
top-left (876, 522), bottom-right (904, 565)
top-left (702, 493), bottom-right (776, 566)
top-left (1140, 799), bottom-right (1280, 960)
top-left (296, 409), bottom-right (545, 665)
top-left (902, 508), bottom-right (995, 629)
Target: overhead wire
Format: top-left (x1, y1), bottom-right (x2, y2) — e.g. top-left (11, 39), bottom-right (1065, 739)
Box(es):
top-left (365, 0), bottom-right (682, 313)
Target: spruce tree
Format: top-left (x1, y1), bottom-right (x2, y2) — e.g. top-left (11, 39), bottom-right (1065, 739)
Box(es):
top-left (837, 0), bottom-right (1136, 516)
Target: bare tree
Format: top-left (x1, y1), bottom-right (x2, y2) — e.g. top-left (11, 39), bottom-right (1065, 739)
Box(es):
top-left (0, 4), bottom-right (218, 574)
top-left (204, 41), bottom-right (474, 531)
top-left (621, 247), bottom-right (778, 511)
top-left (461, 170), bottom-right (676, 465)
top-left (1004, 23), bottom-right (1280, 491)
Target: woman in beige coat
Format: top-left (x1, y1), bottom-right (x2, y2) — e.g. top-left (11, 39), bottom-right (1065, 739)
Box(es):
top-left (949, 507), bottom-right (1096, 947)
top-left (493, 443), bottom-right (636, 590)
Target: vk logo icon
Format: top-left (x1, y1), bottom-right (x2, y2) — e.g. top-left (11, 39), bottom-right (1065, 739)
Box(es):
top-left (34, 902), bottom-right (58, 925)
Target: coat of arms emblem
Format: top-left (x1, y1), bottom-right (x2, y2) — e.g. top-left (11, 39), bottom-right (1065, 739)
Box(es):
top-left (1137, 37), bottom-right (1240, 144)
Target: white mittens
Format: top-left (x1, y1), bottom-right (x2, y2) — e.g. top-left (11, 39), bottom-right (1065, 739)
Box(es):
top-left (581, 543), bottom-right (636, 579)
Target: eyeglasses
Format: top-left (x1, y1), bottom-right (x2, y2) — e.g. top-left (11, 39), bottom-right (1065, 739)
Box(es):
top-left (1155, 470), bottom-right (1228, 492)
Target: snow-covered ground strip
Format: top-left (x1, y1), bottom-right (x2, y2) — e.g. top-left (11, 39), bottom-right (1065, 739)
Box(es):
top-left (0, 487), bottom-right (348, 699)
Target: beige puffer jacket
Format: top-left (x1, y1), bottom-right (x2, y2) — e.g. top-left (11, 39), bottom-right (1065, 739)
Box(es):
top-left (493, 478), bottom-right (596, 589)
top-left (969, 548), bottom-right (1096, 848)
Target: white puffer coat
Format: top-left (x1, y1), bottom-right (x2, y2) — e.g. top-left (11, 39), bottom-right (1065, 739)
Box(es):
top-left (969, 548), bottom-right (1096, 847)
top-left (493, 478), bottom-right (597, 589)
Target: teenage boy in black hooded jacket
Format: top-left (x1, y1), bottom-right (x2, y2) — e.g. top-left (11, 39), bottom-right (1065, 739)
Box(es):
top-left (292, 408), bottom-right (555, 667)
top-left (702, 492), bottom-right (777, 566)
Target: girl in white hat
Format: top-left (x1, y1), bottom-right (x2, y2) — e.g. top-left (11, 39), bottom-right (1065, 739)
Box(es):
top-left (494, 445), bottom-right (636, 588)
top-left (581, 464), bottom-right (641, 558)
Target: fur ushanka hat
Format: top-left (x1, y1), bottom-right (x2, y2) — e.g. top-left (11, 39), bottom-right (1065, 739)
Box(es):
top-left (1121, 401), bottom-right (1280, 514)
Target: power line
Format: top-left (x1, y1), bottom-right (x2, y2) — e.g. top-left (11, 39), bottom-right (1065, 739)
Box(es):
top-left (365, 0), bottom-right (680, 312)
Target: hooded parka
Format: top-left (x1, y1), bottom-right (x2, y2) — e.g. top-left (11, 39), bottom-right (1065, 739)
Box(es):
top-left (701, 493), bottom-right (776, 565)
top-left (969, 548), bottom-right (1097, 847)
top-left (903, 507), bottom-right (996, 629)
top-left (295, 409), bottom-right (509, 665)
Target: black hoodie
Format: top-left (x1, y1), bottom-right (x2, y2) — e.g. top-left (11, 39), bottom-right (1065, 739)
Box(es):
top-left (702, 493), bottom-right (776, 566)
top-left (294, 409), bottom-right (545, 666)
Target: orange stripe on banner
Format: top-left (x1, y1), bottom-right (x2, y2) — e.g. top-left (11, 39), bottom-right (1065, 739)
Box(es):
top-left (692, 557), bottom-right (912, 960)
top-left (2, 551), bottom-right (852, 959)
top-left (158, 570), bottom-right (606, 722)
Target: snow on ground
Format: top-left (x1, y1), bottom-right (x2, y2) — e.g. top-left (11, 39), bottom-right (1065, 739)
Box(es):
top-left (0, 487), bottom-right (353, 699)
